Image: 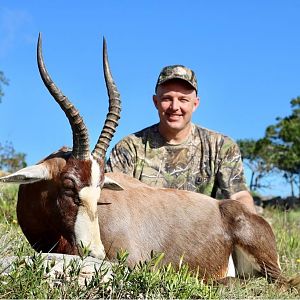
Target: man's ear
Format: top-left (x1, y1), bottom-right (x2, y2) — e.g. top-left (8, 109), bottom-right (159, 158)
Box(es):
top-left (193, 96), bottom-right (200, 112)
top-left (153, 95), bottom-right (159, 109)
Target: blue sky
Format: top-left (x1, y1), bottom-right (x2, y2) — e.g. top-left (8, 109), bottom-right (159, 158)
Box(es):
top-left (0, 1), bottom-right (299, 196)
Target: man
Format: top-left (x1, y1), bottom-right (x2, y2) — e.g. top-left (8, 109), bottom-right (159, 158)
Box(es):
top-left (106, 65), bottom-right (255, 213)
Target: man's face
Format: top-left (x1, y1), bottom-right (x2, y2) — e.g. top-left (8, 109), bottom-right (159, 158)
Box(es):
top-left (153, 79), bottom-right (199, 134)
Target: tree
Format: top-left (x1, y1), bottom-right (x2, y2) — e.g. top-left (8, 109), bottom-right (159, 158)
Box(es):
top-left (237, 138), bottom-right (274, 192)
top-left (0, 71), bottom-right (9, 103)
top-left (264, 97), bottom-right (300, 197)
top-left (0, 141), bottom-right (27, 173)
top-left (0, 71), bottom-right (27, 173)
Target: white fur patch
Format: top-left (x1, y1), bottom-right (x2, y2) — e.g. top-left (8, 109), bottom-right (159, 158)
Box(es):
top-left (91, 156), bottom-right (101, 187)
top-left (234, 246), bottom-right (261, 277)
top-left (226, 254), bottom-right (236, 277)
top-left (0, 164), bottom-right (50, 184)
top-left (74, 157), bottom-right (105, 259)
top-left (74, 205), bottom-right (105, 259)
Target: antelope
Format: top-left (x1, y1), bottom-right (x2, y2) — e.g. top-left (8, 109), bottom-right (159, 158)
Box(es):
top-left (0, 34), bottom-right (298, 288)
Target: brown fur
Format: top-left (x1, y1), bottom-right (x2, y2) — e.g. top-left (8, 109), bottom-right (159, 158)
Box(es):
top-left (219, 200), bottom-right (284, 282)
top-left (15, 150), bottom-right (288, 283)
top-left (17, 149), bottom-right (93, 255)
top-left (98, 172), bottom-right (286, 282)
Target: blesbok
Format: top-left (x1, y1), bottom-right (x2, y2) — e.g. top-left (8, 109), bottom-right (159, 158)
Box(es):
top-left (0, 34), bottom-right (298, 288)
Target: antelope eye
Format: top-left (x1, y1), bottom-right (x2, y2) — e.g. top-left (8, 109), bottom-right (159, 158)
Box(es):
top-left (64, 189), bottom-right (76, 197)
top-left (63, 178), bottom-right (75, 189)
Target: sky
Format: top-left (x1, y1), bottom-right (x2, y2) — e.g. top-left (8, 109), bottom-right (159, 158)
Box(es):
top-left (0, 1), bottom-right (299, 196)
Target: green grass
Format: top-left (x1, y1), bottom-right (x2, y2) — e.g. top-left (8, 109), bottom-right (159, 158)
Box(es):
top-left (0, 183), bottom-right (299, 299)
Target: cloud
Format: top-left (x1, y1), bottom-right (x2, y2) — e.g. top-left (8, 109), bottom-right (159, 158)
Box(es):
top-left (0, 7), bottom-right (32, 58)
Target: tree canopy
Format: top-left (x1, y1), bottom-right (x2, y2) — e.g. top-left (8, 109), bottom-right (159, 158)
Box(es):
top-left (238, 97), bottom-right (300, 197)
top-left (264, 97), bottom-right (300, 196)
top-left (0, 71), bottom-right (26, 172)
top-left (0, 141), bottom-right (27, 173)
top-left (0, 71), bottom-right (9, 103)
top-left (237, 138), bottom-right (274, 191)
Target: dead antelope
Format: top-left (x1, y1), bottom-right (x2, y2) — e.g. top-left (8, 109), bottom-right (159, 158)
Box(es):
top-left (0, 35), bottom-right (298, 288)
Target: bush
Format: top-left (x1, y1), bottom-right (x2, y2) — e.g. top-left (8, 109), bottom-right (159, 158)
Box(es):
top-left (0, 141), bottom-right (27, 173)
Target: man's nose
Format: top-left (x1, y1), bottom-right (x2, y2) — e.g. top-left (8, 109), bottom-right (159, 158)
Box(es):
top-left (170, 99), bottom-right (180, 110)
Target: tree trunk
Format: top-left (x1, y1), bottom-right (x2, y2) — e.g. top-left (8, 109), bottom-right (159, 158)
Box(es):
top-left (250, 171), bottom-right (255, 191)
top-left (298, 173), bottom-right (300, 198)
top-left (289, 175), bottom-right (295, 197)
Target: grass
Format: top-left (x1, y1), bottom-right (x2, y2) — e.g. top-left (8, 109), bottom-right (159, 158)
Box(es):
top-left (0, 183), bottom-right (299, 299)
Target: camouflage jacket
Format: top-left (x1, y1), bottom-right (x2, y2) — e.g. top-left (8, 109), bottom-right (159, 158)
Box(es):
top-left (106, 123), bottom-right (248, 199)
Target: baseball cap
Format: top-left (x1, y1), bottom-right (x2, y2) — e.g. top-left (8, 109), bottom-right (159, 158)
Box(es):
top-left (155, 65), bottom-right (198, 94)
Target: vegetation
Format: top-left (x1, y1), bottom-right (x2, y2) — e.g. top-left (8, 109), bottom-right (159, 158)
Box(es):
top-left (0, 141), bottom-right (27, 173)
top-left (237, 138), bottom-right (273, 191)
top-left (0, 71), bottom-right (9, 103)
top-left (0, 71), bottom-right (26, 173)
top-left (0, 183), bottom-right (299, 299)
top-left (238, 96), bottom-right (300, 197)
top-left (263, 97), bottom-right (300, 197)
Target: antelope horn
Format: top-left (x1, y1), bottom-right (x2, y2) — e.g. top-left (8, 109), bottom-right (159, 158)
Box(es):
top-left (92, 38), bottom-right (121, 161)
top-left (37, 33), bottom-right (90, 160)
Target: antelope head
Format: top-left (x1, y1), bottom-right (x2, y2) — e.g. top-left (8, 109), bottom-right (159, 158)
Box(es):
top-left (0, 34), bottom-right (122, 259)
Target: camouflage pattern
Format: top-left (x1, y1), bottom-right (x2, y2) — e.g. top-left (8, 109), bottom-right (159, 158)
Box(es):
top-left (106, 123), bottom-right (248, 199)
top-left (155, 65), bottom-right (198, 93)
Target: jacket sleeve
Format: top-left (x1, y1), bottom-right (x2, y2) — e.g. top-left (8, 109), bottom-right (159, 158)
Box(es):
top-left (216, 138), bottom-right (249, 198)
top-left (105, 137), bottom-right (136, 176)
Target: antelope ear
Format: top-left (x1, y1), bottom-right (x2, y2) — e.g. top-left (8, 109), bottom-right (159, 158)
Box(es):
top-left (0, 164), bottom-right (51, 184)
top-left (103, 176), bottom-right (124, 190)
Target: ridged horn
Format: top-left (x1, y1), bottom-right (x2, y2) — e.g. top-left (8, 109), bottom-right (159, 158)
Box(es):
top-left (92, 38), bottom-right (121, 161)
top-left (37, 33), bottom-right (90, 160)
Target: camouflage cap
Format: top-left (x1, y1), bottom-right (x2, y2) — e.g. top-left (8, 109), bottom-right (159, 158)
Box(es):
top-left (155, 65), bottom-right (198, 94)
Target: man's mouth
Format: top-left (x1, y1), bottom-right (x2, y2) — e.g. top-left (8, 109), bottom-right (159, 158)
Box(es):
top-left (166, 113), bottom-right (182, 121)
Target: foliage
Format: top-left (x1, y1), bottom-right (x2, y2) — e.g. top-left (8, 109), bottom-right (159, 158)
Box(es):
top-left (0, 71), bottom-right (9, 103)
top-left (237, 138), bottom-right (274, 191)
top-left (0, 141), bottom-right (27, 173)
top-left (0, 71), bottom-right (26, 173)
top-left (0, 184), bottom-right (299, 299)
top-left (263, 97), bottom-right (300, 196)
top-left (101, 251), bottom-right (217, 299)
top-left (0, 183), bottom-right (18, 224)
top-left (238, 97), bottom-right (300, 197)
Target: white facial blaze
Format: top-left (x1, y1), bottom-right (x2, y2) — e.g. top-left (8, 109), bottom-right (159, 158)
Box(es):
top-left (74, 157), bottom-right (105, 259)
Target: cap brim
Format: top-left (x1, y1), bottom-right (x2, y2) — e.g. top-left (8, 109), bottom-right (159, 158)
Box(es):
top-left (156, 77), bottom-right (197, 93)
